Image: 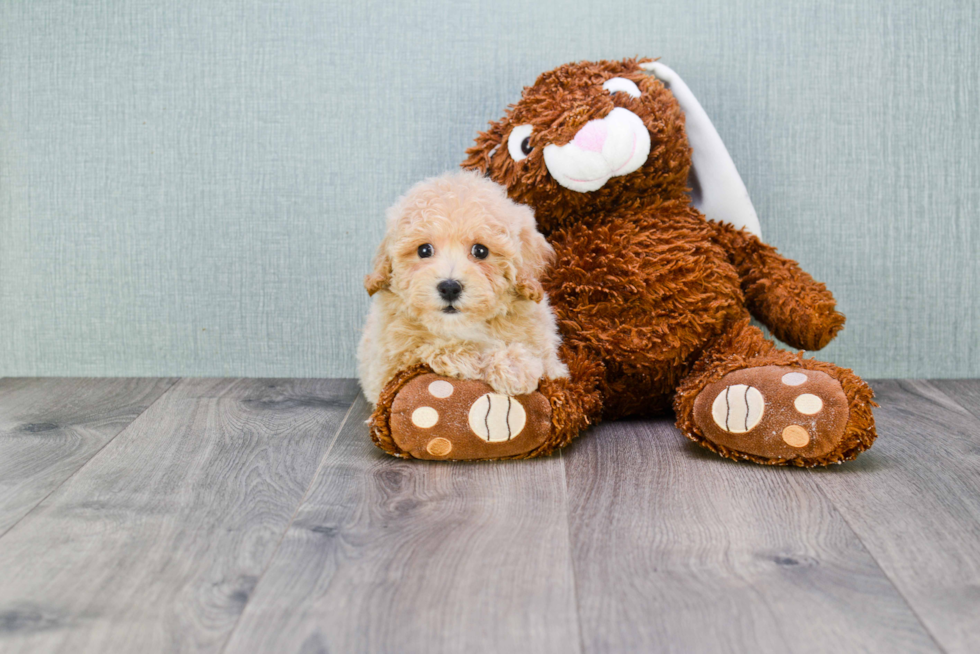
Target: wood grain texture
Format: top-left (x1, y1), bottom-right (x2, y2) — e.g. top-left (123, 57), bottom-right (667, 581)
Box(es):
top-left (563, 416), bottom-right (939, 653)
top-left (809, 380), bottom-right (980, 654)
top-left (3, 378), bottom-right (980, 652)
top-left (223, 394), bottom-right (581, 654)
top-left (929, 379), bottom-right (980, 422)
top-left (0, 378), bottom-right (358, 654)
top-left (0, 378), bottom-right (178, 534)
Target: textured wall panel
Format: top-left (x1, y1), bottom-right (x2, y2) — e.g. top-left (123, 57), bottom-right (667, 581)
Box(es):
top-left (1, 0), bottom-right (977, 377)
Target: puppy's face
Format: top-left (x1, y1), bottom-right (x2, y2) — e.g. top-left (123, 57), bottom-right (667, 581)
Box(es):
top-left (366, 172), bottom-right (552, 337)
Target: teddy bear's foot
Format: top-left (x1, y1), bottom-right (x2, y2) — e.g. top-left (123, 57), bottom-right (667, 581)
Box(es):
top-left (675, 319), bottom-right (876, 467)
top-left (691, 365), bottom-right (859, 464)
top-left (373, 369), bottom-right (553, 460)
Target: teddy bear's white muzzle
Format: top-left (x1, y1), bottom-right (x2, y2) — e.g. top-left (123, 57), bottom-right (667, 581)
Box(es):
top-left (543, 107), bottom-right (651, 193)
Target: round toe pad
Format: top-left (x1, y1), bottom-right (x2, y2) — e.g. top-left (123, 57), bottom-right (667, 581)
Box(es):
top-left (693, 366), bottom-right (849, 461)
top-left (389, 374), bottom-right (552, 460)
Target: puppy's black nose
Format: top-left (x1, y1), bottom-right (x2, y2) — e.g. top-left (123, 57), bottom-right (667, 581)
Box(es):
top-left (437, 279), bottom-right (463, 302)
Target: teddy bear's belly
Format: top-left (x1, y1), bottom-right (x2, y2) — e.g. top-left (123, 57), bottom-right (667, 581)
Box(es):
top-left (544, 211), bottom-right (746, 417)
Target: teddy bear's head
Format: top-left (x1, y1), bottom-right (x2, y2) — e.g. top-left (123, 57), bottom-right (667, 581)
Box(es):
top-left (462, 58), bottom-right (692, 233)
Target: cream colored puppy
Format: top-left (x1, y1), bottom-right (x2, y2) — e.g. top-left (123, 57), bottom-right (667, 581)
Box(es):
top-left (358, 171), bottom-right (568, 404)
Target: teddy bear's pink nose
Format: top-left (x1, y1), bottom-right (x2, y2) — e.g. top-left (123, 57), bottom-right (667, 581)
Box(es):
top-left (572, 120), bottom-right (608, 153)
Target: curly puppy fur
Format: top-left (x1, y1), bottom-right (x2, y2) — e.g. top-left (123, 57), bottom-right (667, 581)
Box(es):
top-left (358, 171), bottom-right (568, 404)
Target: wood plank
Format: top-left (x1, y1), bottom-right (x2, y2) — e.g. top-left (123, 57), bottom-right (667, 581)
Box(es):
top-left (929, 379), bottom-right (980, 422)
top-left (223, 394), bottom-right (581, 654)
top-left (0, 378), bottom-right (178, 534)
top-left (0, 378), bottom-right (358, 654)
top-left (564, 416), bottom-right (938, 653)
top-left (809, 379), bottom-right (980, 654)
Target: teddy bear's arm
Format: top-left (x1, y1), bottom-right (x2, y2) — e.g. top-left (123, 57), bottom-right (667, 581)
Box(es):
top-left (710, 221), bottom-right (845, 351)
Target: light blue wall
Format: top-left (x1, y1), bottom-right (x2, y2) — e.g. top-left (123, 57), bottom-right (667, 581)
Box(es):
top-left (1, 0), bottom-right (977, 378)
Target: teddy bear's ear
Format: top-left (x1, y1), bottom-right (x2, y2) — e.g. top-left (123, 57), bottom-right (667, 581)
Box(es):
top-left (364, 238), bottom-right (392, 297)
top-left (640, 62), bottom-right (762, 238)
top-left (461, 120), bottom-right (506, 177)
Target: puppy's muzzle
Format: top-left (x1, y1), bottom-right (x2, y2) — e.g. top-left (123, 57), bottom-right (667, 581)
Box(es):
top-left (437, 279), bottom-right (463, 311)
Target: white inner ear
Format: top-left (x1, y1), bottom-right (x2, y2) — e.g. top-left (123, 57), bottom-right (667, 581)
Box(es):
top-left (602, 77), bottom-right (641, 98)
top-left (640, 62), bottom-right (762, 237)
top-left (507, 124), bottom-right (533, 161)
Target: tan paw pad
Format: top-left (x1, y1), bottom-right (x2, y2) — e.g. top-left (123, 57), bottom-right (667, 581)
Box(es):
top-left (710, 384), bottom-right (765, 433)
top-left (781, 372), bottom-right (808, 386)
top-left (428, 380), bottom-right (454, 398)
top-left (468, 393), bottom-right (526, 442)
top-left (411, 406), bottom-right (439, 428)
top-left (794, 393), bottom-right (823, 415)
top-left (782, 425), bottom-right (810, 448)
top-left (426, 437), bottom-right (453, 457)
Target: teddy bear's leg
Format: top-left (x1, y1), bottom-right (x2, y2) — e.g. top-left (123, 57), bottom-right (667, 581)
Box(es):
top-left (674, 318), bottom-right (876, 466)
top-left (368, 348), bottom-right (604, 461)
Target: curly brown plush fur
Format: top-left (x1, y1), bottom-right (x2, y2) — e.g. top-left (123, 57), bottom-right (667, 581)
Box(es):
top-left (369, 363), bottom-right (432, 457)
top-left (369, 57), bottom-right (876, 466)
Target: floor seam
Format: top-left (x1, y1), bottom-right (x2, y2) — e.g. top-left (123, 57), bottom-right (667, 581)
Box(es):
top-left (805, 469), bottom-right (949, 654)
top-left (559, 448), bottom-right (588, 654)
top-left (925, 379), bottom-right (980, 423)
top-left (0, 376), bottom-right (183, 542)
top-left (217, 391), bottom-right (361, 654)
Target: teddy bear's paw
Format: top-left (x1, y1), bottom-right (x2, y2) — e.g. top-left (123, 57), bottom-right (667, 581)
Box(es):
top-left (691, 365), bottom-right (849, 461)
top-left (387, 373), bottom-right (552, 460)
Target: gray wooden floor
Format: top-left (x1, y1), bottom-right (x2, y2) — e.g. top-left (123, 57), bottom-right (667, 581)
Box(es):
top-left (0, 378), bottom-right (978, 653)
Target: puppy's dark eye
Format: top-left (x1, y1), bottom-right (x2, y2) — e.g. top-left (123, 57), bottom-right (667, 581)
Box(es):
top-left (471, 244), bottom-right (489, 260)
top-left (417, 243), bottom-right (434, 258)
top-left (520, 137), bottom-right (533, 156)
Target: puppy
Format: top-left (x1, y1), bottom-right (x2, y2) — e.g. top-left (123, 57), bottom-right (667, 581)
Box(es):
top-left (358, 171), bottom-right (568, 404)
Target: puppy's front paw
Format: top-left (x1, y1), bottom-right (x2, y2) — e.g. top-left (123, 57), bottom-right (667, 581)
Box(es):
top-left (483, 344), bottom-right (544, 396)
top-left (425, 350), bottom-right (483, 382)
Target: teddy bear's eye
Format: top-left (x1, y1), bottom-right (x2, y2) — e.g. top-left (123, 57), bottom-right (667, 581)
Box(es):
top-left (507, 124), bottom-right (534, 161)
top-left (602, 77), bottom-right (642, 99)
top-left (471, 243), bottom-right (489, 260)
top-left (417, 243), bottom-right (434, 258)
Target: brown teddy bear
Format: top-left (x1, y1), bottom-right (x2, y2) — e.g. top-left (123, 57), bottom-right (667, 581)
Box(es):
top-left (367, 57), bottom-right (876, 467)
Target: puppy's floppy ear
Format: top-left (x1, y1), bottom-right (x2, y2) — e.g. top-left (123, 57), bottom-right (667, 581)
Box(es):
top-left (461, 120), bottom-right (506, 178)
top-left (516, 270), bottom-right (545, 303)
top-left (364, 237), bottom-right (392, 296)
top-left (514, 216), bottom-right (554, 303)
